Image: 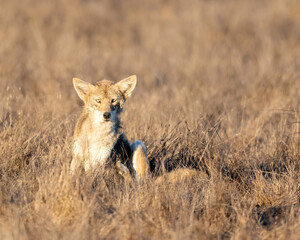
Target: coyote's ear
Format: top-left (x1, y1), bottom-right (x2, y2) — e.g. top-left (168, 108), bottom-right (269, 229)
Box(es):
top-left (73, 78), bottom-right (93, 102)
top-left (115, 75), bottom-right (137, 99)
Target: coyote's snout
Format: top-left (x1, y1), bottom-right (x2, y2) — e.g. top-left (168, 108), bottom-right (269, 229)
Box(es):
top-left (71, 75), bottom-right (149, 181)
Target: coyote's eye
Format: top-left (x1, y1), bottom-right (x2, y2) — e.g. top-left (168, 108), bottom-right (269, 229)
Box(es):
top-left (96, 99), bottom-right (101, 104)
top-left (111, 99), bottom-right (117, 103)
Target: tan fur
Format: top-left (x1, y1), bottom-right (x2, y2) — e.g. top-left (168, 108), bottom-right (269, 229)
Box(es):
top-left (131, 141), bottom-right (149, 180)
top-left (155, 169), bottom-right (199, 184)
top-left (116, 161), bottom-right (133, 183)
top-left (71, 75), bottom-right (149, 181)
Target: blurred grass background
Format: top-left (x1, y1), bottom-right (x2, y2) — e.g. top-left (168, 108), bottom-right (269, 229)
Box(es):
top-left (0, 0), bottom-right (300, 239)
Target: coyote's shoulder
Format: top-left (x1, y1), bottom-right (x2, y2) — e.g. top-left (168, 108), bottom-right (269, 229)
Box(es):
top-left (73, 111), bottom-right (88, 138)
top-left (71, 75), bottom-right (149, 181)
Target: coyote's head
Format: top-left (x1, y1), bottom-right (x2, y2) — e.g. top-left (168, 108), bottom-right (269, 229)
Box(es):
top-left (73, 75), bottom-right (137, 124)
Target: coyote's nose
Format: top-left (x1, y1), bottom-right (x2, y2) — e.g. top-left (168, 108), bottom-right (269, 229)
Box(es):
top-left (103, 112), bottom-right (111, 120)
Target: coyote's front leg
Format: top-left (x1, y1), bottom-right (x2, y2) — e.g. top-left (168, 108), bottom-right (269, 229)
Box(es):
top-left (116, 161), bottom-right (133, 183)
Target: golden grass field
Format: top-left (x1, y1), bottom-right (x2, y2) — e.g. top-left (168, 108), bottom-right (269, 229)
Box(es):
top-left (1, 0), bottom-right (300, 239)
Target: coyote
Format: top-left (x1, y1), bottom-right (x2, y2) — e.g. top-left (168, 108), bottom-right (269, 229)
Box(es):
top-left (71, 75), bottom-right (149, 181)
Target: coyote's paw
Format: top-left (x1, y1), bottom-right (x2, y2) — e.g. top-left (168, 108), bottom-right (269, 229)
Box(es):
top-left (116, 161), bottom-right (133, 183)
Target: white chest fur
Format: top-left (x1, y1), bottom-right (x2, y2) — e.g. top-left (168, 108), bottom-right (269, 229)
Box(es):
top-left (73, 122), bottom-right (118, 172)
top-left (88, 136), bottom-right (114, 165)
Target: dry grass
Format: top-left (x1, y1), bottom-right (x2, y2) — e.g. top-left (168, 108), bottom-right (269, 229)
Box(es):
top-left (1, 0), bottom-right (300, 239)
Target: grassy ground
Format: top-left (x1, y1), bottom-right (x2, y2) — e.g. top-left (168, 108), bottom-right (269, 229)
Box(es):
top-left (0, 0), bottom-right (300, 239)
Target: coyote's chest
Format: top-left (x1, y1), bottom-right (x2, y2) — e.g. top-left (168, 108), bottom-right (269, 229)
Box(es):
top-left (88, 139), bottom-right (114, 164)
top-left (74, 128), bottom-right (118, 170)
